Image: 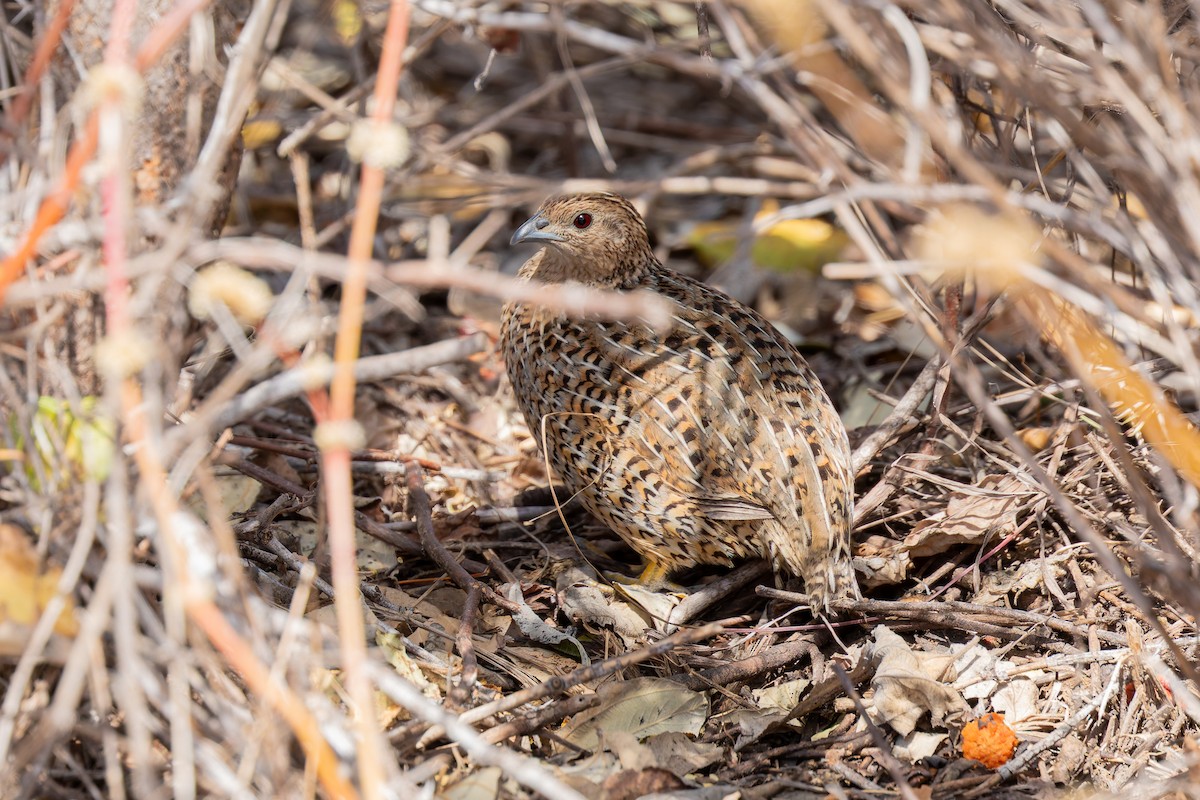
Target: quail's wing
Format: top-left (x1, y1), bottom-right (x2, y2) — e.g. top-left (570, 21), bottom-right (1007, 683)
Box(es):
top-left (692, 496), bottom-right (775, 521)
top-left (591, 264), bottom-right (849, 522)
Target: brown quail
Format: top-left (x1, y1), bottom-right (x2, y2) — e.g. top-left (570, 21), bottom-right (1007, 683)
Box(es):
top-left (500, 192), bottom-right (857, 611)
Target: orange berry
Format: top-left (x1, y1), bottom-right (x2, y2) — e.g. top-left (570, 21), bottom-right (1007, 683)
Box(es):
top-left (962, 712), bottom-right (1017, 769)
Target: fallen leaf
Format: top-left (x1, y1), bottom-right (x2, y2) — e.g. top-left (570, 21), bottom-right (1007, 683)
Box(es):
top-left (376, 585), bottom-right (501, 655)
top-left (906, 474), bottom-right (1035, 559)
top-left (992, 678), bottom-right (1041, 724)
top-left (753, 677), bottom-right (811, 712)
top-left (894, 731), bottom-right (947, 762)
top-left (611, 582), bottom-right (684, 636)
top-left (602, 729), bottom-right (656, 771)
top-left (241, 118), bottom-right (283, 149)
top-left (499, 645), bottom-right (587, 690)
top-left (953, 643), bottom-right (998, 700)
top-left (20, 396), bottom-right (115, 488)
top-left (857, 474), bottom-right (1042, 586)
top-left (716, 706), bottom-right (787, 750)
top-left (562, 677), bottom-right (709, 752)
top-left (869, 626), bottom-right (967, 737)
top-left (972, 551), bottom-right (1070, 606)
top-left (687, 199), bottom-right (847, 274)
top-left (441, 766), bottom-right (501, 800)
top-left (752, 216), bottom-right (848, 274)
top-left (0, 524), bottom-right (79, 660)
top-left (556, 567), bottom-right (658, 645)
top-left (373, 613), bottom-right (443, 727)
top-left (599, 767), bottom-right (685, 800)
top-left (1049, 734), bottom-right (1088, 783)
top-left (292, 518), bottom-right (395, 577)
top-left (508, 584), bottom-right (589, 665)
top-left (645, 731), bottom-right (724, 774)
top-left (189, 472), bottom-right (260, 523)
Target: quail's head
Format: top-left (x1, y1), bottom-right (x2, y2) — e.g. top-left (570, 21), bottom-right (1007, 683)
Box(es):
top-left (510, 193), bottom-right (654, 288)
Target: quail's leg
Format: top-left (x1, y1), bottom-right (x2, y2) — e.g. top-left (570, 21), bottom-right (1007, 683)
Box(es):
top-left (604, 558), bottom-right (685, 592)
top-left (635, 559), bottom-right (675, 589)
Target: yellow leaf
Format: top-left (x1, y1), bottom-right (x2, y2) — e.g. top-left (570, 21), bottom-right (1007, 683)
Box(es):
top-left (752, 217), bottom-right (848, 273)
top-left (332, 0), bottom-right (362, 44)
top-left (241, 119), bottom-right (283, 150)
top-left (686, 207), bottom-right (847, 274)
top-left (687, 220), bottom-right (739, 267)
top-left (0, 524), bottom-right (79, 642)
top-left (16, 397), bottom-right (115, 489)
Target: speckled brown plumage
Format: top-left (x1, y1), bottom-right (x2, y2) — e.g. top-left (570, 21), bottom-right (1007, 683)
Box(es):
top-left (500, 192), bottom-right (857, 611)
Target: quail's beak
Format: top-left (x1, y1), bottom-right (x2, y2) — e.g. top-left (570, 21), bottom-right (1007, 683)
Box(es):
top-left (510, 212), bottom-right (564, 246)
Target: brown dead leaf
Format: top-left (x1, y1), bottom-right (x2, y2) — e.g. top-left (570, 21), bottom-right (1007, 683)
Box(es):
top-left (645, 732), bottom-right (724, 775)
top-left (562, 677), bottom-right (710, 752)
top-left (189, 472), bottom-right (261, 523)
top-left (556, 568), bottom-right (656, 646)
top-left (432, 508), bottom-right (482, 541)
top-left (855, 534), bottom-right (916, 586)
top-left (869, 626), bottom-right (967, 737)
top-left (500, 645), bottom-right (586, 690)
top-left (894, 731), bottom-right (947, 763)
top-left (600, 767), bottom-right (685, 800)
top-left (753, 677), bottom-right (811, 713)
top-left (601, 729), bottom-right (656, 771)
top-left (376, 585), bottom-right (502, 655)
top-left (972, 550), bottom-right (1071, 606)
top-left (1050, 734), bottom-right (1088, 784)
top-left (720, 706), bottom-right (788, 750)
top-left (441, 766), bottom-right (501, 800)
top-left (293, 518), bottom-right (395, 577)
top-left (907, 474), bottom-right (1035, 558)
top-left (859, 474), bottom-right (1041, 587)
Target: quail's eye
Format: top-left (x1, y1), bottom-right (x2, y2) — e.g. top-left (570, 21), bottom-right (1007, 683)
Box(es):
top-left (572, 213), bottom-right (593, 229)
